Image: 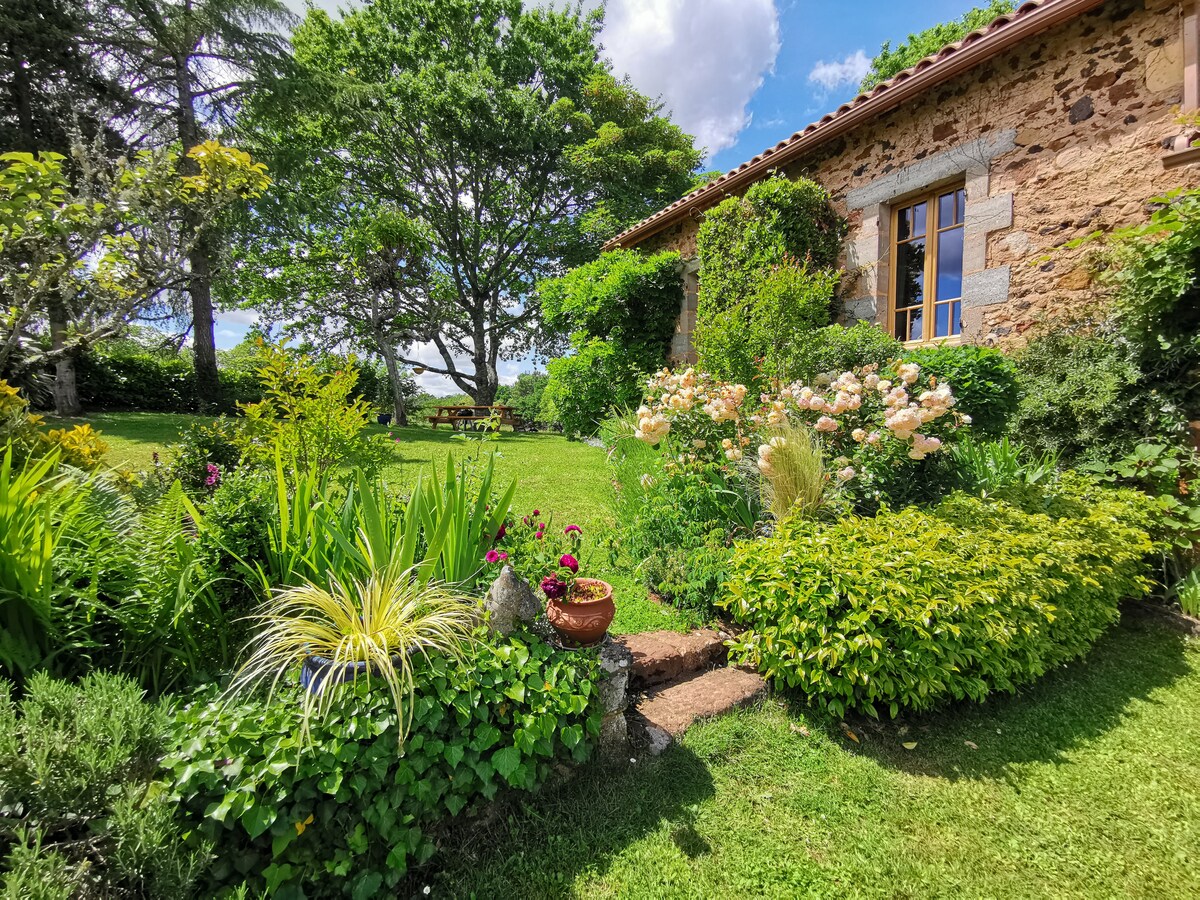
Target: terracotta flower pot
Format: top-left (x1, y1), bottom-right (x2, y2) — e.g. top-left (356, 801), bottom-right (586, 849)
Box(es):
top-left (546, 578), bottom-right (614, 645)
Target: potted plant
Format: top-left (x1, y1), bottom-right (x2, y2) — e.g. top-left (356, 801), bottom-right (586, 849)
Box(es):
top-left (225, 563), bottom-right (479, 745)
top-left (487, 514), bottom-right (613, 645)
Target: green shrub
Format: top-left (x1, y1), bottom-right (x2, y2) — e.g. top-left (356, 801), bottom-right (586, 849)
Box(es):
top-left (539, 249), bottom-right (682, 436)
top-left (781, 322), bottom-right (902, 381)
top-left (1012, 321), bottom-right (1182, 464)
top-left (949, 436), bottom-right (1059, 494)
top-left (721, 479), bottom-right (1155, 717)
top-left (694, 175), bottom-right (845, 382)
top-left (902, 343), bottom-right (1020, 437)
top-left (543, 339), bottom-right (647, 438)
top-left (161, 632), bottom-right (604, 896)
top-left (695, 259), bottom-right (839, 385)
top-left (163, 416), bottom-right (246, 494)
top-left (0, 673), bottom-right (208, 898)
top-left (495, 372), bottom-right (550, 426)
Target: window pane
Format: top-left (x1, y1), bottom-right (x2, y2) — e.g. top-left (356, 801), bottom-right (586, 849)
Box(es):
top-left (955, 189), bottom-right (966, 223)
top-left (952, 300), bottom-right (962, 337)
top-left (936, 226), bottom-right (964, 301)
top-left (898, 207), bottom-right (911, 241)
top-left (896, 238), bottom-right (925, 309)
top-left (935, 302), bottom-right (950, 338)
top-left (909, 309), bottom-right (923, 342)
top-left (911, 201), bottom-right (926, 237)
top-left (939, 192), bottom-right (955, 227)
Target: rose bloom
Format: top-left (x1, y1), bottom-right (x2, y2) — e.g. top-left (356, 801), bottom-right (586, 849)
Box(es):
top-left (851, 428), bottom-right (867, 443)
top-left (837, 466), bottom-right (856, 481)
top-left (541, 576), bottom-right (568, 600)
top-left (815, 416), bottom-right (838, 433)
top-left (559, 553), bottom-right (579, 574)
top-left (724, 447), bottom-right (743, 461)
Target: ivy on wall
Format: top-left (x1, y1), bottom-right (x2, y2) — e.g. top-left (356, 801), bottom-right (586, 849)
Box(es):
top-left (694, 175), bottom-right (846, 384)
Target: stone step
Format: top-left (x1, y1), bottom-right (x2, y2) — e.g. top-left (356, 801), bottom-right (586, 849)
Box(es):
top-left (630, 666), bottom-right (767, 754)
top-left (617, 629), bottom-right (728, 688)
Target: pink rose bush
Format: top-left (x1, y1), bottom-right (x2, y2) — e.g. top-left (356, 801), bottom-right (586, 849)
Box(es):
top-left (633, 362), bottom-right (969, 507)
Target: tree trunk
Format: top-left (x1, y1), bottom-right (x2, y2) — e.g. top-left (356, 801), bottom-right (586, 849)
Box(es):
top-left (378, 341), bottom-right (408, 427)
top-left (174, 57), bottom-right (221, 411)
top-left (48, 299), bottom-right (81, 416)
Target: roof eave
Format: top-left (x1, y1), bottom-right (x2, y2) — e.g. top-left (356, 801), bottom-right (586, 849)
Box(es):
top-left (604, 0), bottom-right (1109, 252)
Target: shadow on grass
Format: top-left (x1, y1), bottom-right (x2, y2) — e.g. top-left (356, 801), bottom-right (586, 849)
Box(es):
top-left (422, 747), bottom-right (716, 897)
top-left (825, 615), bottom-right (1194, 781)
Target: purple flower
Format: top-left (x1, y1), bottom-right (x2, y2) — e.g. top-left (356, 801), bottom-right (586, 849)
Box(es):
top-left (485, 549), bottom-right (508, 564)
top-left (559, 553), bottom-right (579, 574)
top-left (532, 509), bottom-right (541, 517)
top-left (538, 522), bottom-right (546, 531)
top-left (541, 575), bottom-right (567, 600)
top-left (535, 531), bottom-right (544, 540)
top-left (522, 515), bottom-right (531, 526)
top-left (205, 463), bottom-right (221, 488)
top-left (564, 524), bottom-right (582, 536)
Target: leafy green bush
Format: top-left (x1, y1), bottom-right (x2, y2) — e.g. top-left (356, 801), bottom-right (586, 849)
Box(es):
top-left (539, 249), bottom-right (682, 436)
top-left (1012, 320), bottom-right (1181, 464)
top-left (780, 322), bottom-right (902, 381)
top-left (495, 372), bottom-right (550, 426)
top-left (162, 416), bottom-right (246, 494)
top-left (542, 339), bottom-right (648, 438)
top-left (949, 436), bottom-right (1059, 494)
top-left (695, 258), bottom-right (839, 385)
top-left (722, 478), bottom-right (1155, 717)
top-left (902, 343), bottom-right (1019, 437)
top-left (162, 632), bottom-right (603, 896)
top-left (694, 175), bottom-right (845, 382)
top-left (0, 673), bottom-right (209, 898)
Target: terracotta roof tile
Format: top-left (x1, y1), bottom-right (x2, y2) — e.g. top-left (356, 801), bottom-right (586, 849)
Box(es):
top-left (604, 0), bottom-right (1105, 251)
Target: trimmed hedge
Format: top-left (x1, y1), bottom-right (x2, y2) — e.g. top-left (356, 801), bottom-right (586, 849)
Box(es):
top-left (162, 631), bottom-right (603, 896)
top-left (721, 477), bottom-right (1156, 717)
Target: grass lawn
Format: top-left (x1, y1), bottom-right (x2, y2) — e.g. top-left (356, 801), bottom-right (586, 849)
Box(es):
top-left (54, 412), bottom-right (696, 635)
top-left (432, 615), bottom-right (1200, 898)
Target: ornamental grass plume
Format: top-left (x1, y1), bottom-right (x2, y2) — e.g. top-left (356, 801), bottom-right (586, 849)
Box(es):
top-left (756, 421), bottom-right (829, 522)
top-left (225, 562), bottom-right (480, 748)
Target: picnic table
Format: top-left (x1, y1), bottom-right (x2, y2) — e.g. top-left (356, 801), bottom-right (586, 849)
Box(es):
top-left (427, 404), bottom-right (524, 430)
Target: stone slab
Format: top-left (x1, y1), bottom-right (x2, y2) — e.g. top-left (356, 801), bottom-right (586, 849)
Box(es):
top-left (633, 667), bottom-right (767, 740)
top-left (617, 630), bottom-right (727, 688)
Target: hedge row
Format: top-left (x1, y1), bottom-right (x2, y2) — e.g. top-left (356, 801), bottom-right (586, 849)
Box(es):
top-left (721, 477), bottom-right (1156, 718)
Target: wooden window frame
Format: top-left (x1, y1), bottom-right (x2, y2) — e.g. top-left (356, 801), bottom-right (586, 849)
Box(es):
top-left (887, 184), bottom-right (967, 346)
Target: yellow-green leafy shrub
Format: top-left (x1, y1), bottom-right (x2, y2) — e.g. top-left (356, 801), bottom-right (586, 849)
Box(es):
top-left (721, 480), bottom-right (1156, 717)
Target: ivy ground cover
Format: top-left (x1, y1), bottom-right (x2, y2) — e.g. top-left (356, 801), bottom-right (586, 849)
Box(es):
top-left (49, 413), bottom-right (694, 635)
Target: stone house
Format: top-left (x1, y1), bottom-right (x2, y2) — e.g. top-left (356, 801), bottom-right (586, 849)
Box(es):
top-left (605, 0), bottom-right (1200, 363)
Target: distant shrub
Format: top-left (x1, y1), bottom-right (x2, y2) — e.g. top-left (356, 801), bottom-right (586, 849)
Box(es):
top-left (164, 417), bottom-right (246, 494)
top-left (722, 478), bottom-right (1155, 717)
top-left (162, 633), bottom-right (603, 896)
top-left (902, 343), bottom-right (1020, 437)
top-left (496, 372), bottom-right (550, 426)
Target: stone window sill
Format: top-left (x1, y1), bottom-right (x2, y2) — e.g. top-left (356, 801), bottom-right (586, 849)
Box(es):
top-left (1162, 145), bottom-right (1200, 170)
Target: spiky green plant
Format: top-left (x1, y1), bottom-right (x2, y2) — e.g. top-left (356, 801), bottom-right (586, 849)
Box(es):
top-left (757, 423), bottom-right (829, 522)
top-left (226, 563), bottom-right (480, 745)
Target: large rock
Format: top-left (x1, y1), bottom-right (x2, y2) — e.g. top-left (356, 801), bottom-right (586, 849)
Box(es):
top-left (483, 566), bottom-right (540, 636)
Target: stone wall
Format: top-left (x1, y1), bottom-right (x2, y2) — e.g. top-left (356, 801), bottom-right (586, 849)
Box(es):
top-left (637, 0), bottom-right (1200, 347)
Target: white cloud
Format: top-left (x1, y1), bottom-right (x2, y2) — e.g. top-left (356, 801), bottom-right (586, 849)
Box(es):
top-left (808, 49), bottom-right (871, 94)
top-left (600, 0), bottom-right (781, 158)
top-left (219, 308), bottom-right (260, 327)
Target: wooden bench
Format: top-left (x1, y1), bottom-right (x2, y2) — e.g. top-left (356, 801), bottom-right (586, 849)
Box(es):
top-left (427, 405), bottom-right (524, 430)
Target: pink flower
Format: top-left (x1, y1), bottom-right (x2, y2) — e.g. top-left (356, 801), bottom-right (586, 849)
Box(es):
top-left (564, 524), bottom-right (582, 536)
top-left (541, 575), bottom-right (568, 600)
top-left (535, 531), bottom-right (544, 540)
top-left (532, 509), bottom-right (541, 517)
top-left (485, 549), bottom-right (508, 564)
top-left (815, 416), bottom-right (838, 433)
top-left (559, 553), bottom-right (579, 574)
top-left (494, 522), bottom-right (507, 542)
top-left (205, 463), bottom-right (221, 488)
top-left (538, 522), bottom-right (546, 531)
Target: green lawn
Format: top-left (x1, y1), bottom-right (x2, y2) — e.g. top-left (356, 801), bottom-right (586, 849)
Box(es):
top-left (431, 615), bottom-right (1200, 898)
top-left (55, 412), bottom-right (695, 635)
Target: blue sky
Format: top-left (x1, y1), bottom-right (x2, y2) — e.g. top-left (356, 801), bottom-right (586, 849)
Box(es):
top-left (229, 0), bottom-right (992, 392)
